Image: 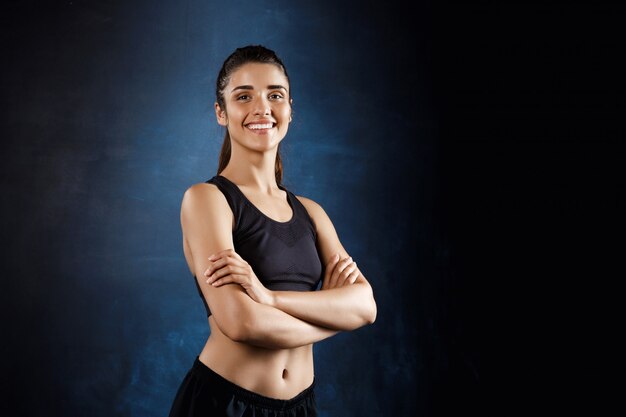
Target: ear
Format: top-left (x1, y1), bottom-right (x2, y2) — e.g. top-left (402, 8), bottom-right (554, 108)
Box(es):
top-left (289, 98), bottom-right (293, 122)
top-left (214, 102), bottom-right (228, 126)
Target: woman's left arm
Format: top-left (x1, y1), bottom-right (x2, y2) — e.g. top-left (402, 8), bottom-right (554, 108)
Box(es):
top-left (206, 196), bottom-right (378, 331)
top-left (269, 196), bottom-right (377, 331)
top-left (270, 275), bottom-right (376, 331)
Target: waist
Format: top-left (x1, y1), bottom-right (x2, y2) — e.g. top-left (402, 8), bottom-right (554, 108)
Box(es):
top-left (192, 355), bottom-right (316, 408)
top-left (200, 320), bottom-right (315, 399)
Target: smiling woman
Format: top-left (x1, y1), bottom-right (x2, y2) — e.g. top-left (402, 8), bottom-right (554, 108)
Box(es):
top-left (167, 45), bottom-right (377, 417)
top-left (215, 62), bottom-right (292, 153)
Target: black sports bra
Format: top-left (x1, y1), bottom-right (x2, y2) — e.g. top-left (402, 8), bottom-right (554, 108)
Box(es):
top-left (193, 175), bottom-right (323, 317)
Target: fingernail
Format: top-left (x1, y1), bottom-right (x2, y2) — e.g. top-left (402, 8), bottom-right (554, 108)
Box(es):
top-left (209, 254), bottom-right (215, 260)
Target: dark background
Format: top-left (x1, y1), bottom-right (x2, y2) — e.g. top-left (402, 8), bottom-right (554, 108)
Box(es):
top-left (1, 0), bottom-right (622, 416)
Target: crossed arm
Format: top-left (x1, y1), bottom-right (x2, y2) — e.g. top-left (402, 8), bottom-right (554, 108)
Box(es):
top-left (181, 184), bottom-right (377, 350)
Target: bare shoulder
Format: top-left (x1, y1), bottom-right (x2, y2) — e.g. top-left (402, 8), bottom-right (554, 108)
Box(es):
top-left (294, 195), bottom-right (327, 228)
top-left (295, 194), bottom-right (373, 289)
top-left (181, 182), bottom-right (233, 228)
top-left (183, 181), bottom-right (221, 198)
top-left (293, 194), bottom-right (333, 230)
top-left (294, 194), bottom-right (319, 207)
top-left (182, 182), bottom-right (225, 207)
top-left (294, 194), bottom-right (345, 261)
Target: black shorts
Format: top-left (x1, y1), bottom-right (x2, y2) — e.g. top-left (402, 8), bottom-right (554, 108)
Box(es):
top-left (168, 356), bottom-right (318, 417)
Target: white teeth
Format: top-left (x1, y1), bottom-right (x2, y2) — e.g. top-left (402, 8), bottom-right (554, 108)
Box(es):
top-left (247, 123), bottom-right (273, 130)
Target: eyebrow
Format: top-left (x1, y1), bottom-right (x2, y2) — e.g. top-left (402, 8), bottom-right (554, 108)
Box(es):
top-left (230, 85), bottom-right (288, 93)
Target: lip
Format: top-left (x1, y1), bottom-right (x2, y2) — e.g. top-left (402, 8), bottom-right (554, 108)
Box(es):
top-left (244, 119), bottom-right (276, 127)
top-left (245, 119), bottom-right (277, 135)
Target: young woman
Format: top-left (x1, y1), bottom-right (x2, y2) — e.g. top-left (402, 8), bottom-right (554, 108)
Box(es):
top-left (168, 45), bottom-right (377, 417)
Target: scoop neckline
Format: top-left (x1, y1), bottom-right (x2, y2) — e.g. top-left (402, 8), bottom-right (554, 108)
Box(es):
top-left (216, 174), bottom-right (296, 225)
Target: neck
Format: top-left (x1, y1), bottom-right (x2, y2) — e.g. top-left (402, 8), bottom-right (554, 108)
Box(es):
top-left (220, 143), bottom-right (279, 193)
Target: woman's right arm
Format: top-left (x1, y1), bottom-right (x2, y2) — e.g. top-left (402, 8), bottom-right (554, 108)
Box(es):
top-left (181, 183), bottom-right (338, 349)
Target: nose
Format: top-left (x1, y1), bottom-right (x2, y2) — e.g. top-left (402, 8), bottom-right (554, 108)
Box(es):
top-left (252, 95), bottom-right (271, 116)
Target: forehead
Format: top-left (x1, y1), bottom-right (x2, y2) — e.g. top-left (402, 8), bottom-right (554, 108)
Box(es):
top-left (227, 63), bottom-right (289, 89)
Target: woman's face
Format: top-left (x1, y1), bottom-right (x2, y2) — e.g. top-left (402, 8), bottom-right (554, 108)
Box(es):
top-left (216, 62), bottom-right (292, 153)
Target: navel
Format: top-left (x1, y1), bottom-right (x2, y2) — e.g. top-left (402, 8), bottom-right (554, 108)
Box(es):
top-left (282, 368), bottom-right (288, 379)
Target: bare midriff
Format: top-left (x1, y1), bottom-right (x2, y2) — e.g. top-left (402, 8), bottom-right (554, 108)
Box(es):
top-left (199, 316), bottom-right (315, 400)
top-left (183, 231), bottom-right (314, 400)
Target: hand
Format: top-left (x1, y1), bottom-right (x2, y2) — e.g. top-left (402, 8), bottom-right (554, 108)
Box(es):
top-left (204, 249), bottom-right (274, 306)
top-left (321, 253), bottom-right (361, 290)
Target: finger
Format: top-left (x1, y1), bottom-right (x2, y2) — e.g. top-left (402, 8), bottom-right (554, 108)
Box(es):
top-left (208, 248), bottom-right (236, 261)
top-left (208, 265), bottom-right (240, 285)
top-left (208, 251), bottom-right (224, 261)
top-left (338, 262), bottom-right (358, 286)
top-left (207, 265), bottom-right (249, 284)
top-left (204, 257), bottom-right (229, 277)
top-left (327, 259), bottom-right (342, 289)
top-left (206, 264), bottom-right (234, 283)
top-left (340, 263), bottom-right (360, 286)
top-left (337, 262), bottom-right (358, 287)
top-left (210, 275), bottom-right (236, 287)
top-left (228, 250), bottom-right (249, 265)
top-left (205, 252), bottom-right (250, 277)
top-left (347, 263), bottom-right (360, 284)
top-left (329, 256), bottom-right (352, 289)
top-left (212, 272), bottom-right (249, 287)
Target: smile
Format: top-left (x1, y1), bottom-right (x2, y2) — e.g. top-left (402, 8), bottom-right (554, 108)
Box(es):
top-left (246, 123), bottom-right (275, 130)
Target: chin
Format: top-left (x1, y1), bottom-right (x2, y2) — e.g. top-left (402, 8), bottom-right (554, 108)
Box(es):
top-left (244, 139), bottom-right (283, 153)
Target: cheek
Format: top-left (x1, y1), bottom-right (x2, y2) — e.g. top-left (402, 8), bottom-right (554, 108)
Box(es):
top-left (226, 107), bottom-right (245, 122)
top-left (278, 105), bottom-right (292, 120)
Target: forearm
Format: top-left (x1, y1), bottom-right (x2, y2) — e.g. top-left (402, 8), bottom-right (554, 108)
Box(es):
top-left (271, 282), bottom-right (377, 331)
top-left (237, 301), bottom-right (340, 349)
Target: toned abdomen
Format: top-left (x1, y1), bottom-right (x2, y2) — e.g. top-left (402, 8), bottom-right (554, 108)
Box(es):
top-left (198, 316), bottom-right (315, 400)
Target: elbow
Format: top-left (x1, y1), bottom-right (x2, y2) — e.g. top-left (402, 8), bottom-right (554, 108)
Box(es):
top-left (347, 297), bottom-right (376, 331)
top-left (228, 316), bottom-right (258, 343)
top-left (217, 304), bottom-right (258, 343)
top-left (360, 282), bottom-right (377, 325)
top-left (223, 320), bottom-right (252, 343)
top-left (351, 285), bottom-right (377, 328)
top-left (364, 295), bottom-right (377, 325)
top-left (367, 303), bottom-right (377, 325)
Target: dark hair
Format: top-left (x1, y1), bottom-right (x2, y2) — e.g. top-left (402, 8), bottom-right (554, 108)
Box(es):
top-left (215, 45), bottom-right (290, 186)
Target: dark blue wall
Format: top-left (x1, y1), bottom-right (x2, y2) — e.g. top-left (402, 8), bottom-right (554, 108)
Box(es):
top-left (5, 0), bottom-right (621, 416)
top-left (13, 0), bottom-right (625, 415)
top-left (1, 1), bottom-right (451, 416)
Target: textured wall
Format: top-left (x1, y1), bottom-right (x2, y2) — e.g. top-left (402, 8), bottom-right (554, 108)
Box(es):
top-left (0, 1), bottom-right (478, 416)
